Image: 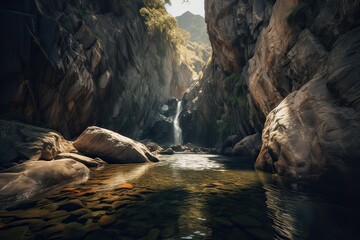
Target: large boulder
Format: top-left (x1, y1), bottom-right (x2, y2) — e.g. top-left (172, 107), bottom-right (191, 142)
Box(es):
top-left (73, 126), bottom-right (159, 164)
top-left (255, 27), bottom-right (360, 186)
top-left (232, 133), bottom-right (262, 158)
top-left (0, 120), bottom-right (74, 165)
top-left (0, 159), bottom-right (89, 208)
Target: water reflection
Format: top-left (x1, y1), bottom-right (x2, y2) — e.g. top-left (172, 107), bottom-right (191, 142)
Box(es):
top-left (97, 164), bottom-right (152, 190)
top-left (167, 154), bottom-right (225, 171)
top-left (257, 171), bottom-right (360, 240)
top-left (0, 154), bottom-right (359, 240)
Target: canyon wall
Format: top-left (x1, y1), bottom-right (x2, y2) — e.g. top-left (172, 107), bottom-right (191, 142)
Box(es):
top-left (183, 0), bottom-right (360, 186)
top-left (181, 0), bottom-right (274, 146)
top-left (0, 0), bottom-right (192, 139)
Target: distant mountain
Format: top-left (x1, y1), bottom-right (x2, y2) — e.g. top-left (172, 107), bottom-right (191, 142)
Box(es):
top-left (176, 11), bottom-right (210, 45)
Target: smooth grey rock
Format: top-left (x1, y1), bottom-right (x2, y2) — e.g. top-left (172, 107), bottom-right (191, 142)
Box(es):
top-left (159, 148), bottom-right (175, 155)
top-left (232, 133), bottom-right (262, 157)
top-left (73, 126), bottom-right (159, 164)
top-left (0, 160), bottom-right (89, 208)
top-left (0, 120), bottom-right (74, 163)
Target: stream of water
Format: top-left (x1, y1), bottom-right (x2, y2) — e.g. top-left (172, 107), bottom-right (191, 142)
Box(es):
top-left (0, 154), bottom-right (359, 240)
top-left (173, 100), bottom-right (183, 145)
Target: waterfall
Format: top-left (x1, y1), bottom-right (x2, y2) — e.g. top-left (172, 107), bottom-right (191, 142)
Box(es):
top-left (173, 100), bottom-right (183, 145)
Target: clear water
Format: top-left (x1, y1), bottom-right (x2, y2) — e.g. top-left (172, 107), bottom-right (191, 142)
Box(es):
top-left (0, 154), bottom-right (359, 240)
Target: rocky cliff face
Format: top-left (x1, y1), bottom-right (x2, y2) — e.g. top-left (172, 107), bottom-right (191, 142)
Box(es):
top-left (183, 0), bottom-right (360, 187)
top-left (250, 0), bottom-right (360, 187)
top-left (0, 0), bottom-right (192, 138)
top-left (181, 0), bottom-right (274, 146)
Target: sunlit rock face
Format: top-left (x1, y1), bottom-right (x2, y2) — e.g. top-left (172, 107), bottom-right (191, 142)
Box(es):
top-left (256, 27), bottom-right (360, 186)
top-left (0, 159), bottom-right (89, 208)
top-left (0, 0), bottom-right (192, 139)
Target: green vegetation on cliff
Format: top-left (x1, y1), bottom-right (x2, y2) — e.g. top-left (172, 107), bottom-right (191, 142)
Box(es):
top-left (140, 0), bottom-right (188, 48)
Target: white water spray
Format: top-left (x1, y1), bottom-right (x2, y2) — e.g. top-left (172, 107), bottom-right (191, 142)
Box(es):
top-left (173, 100), bottom-right (183, 145)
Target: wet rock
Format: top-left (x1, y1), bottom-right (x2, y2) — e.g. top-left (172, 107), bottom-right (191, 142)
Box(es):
top-left (232, 133), bottom-right (262, 157)
top-left (73, 126), bottom-right (159, 164)
top-left (62, 209), bottom-right (92, 224)
top-left (0, 160), bottom-right (89, 208)
top-left (7, 199), bottom-right (38, 210)
top-left (222, 147), bottom-right (233, 156)
top-left (55, 153), bottom-right (107, 168)
top-left (171, 145), bottom-right (186, 152)
top-left (39, 222), bottom-right (88, 240)
top-left (159, 148), bottom-right (175, 155)
top-left (44, 210), bottom-right (69, 221)
top-left (221, 135), bottom-right (242, 154)
top-left (6, 219), bottom-right (48, 231)
top-left (140, 140), bottom-right (163, 153)
top-left (98, 215), bottom-right (116, 227)
top-left (0, 120), bottom-right (74, 164)
top-left (113, 200), bottom-right (130, 210)
top-left (58, 199), bottom-right (85, 211)
top-left (89, 203), bottom-right (113, 211)
top-left (0, 226), bottom-right (28, 240)
top-left (117, 183), bottom-right (134, 189)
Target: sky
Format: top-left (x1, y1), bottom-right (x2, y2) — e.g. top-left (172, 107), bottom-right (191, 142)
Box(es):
top-left (166, 0), bottom-right (205, 17)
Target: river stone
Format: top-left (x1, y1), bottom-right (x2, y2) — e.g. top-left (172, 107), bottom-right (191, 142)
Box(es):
top-left (44, 210), bottom-right (69, 221)
top-left (73, 126), bottom-right (159, 164)
top-left (40, 222), bottom-right (87, 240)
top-left (0, 160), bottom-right (89, 208)
top-left (232, 133), bottom-right (262, 157)
top-left (98, 215), bottom-right (116, 227)
top-left (58, 199), bottom-right (85, 211)
top-left (0, 208), bottom-right (48, 219)
top-left (160, 148), bottom-right (175, 155)
top-left (140, 140), bottom-right (163, 153)
top-left (171, 145), bottom-right (186, 152)
top-left (117, 183), bottom-right (134, 189)
top-left (0, 226), bottom-right (29, 240)
top-left (55, 153), bottom-right (107, 167)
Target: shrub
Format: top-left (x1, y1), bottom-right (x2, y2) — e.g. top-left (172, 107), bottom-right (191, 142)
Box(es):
top-left (140, 0), bottom-right (188, 48)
